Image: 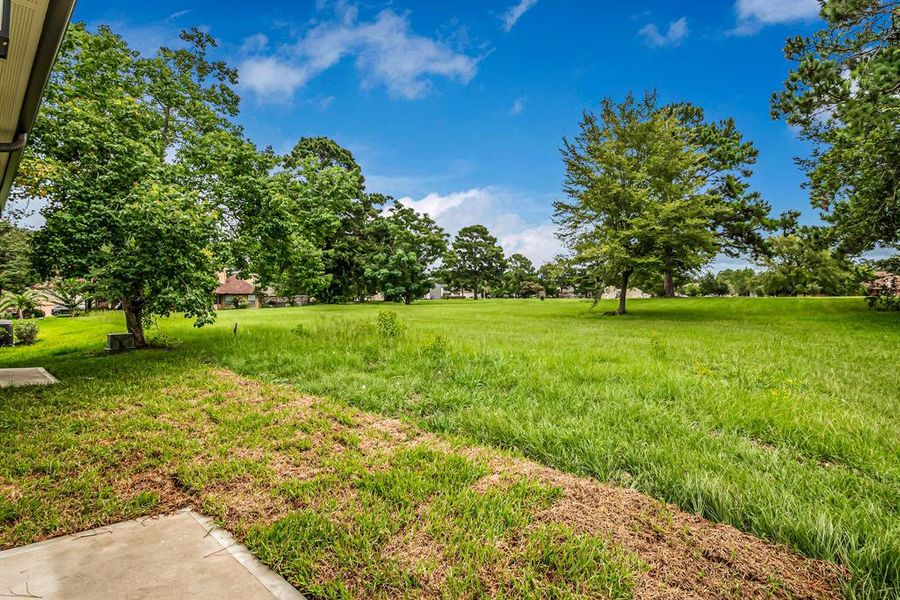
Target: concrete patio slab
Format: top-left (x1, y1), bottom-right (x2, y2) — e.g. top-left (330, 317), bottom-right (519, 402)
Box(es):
top-left (0, 367), bottom-right (58, 388)
top-left (0, 510), bottom-right (304, 600)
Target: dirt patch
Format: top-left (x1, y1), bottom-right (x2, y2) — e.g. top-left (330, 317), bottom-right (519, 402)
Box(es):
top-left (115, 469), bottom-right (189, 515)
top-left (479, 456), bottom-right (844, 599)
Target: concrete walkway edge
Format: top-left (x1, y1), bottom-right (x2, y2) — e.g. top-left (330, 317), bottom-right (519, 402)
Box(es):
top-left (185, 510), bottom-right (304, 600)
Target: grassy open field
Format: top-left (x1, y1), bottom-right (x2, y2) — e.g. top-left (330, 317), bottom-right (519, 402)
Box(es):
top-left (1, 298), bottom-right (898, 597)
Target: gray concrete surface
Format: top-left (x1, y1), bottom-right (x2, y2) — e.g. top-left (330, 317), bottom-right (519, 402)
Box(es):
top-left (0, 510), bottom-right (304, 600)
top-left (0, 367), bottom-right (58, 388)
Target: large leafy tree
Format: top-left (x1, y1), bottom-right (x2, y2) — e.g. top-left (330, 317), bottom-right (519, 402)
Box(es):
top-left (365, 204), bottom-right (447, 304)
top-left (442, 225), bottom-right (506, 299)
top-left (772, 0), bottom-right (899, 254)
top-left (0, 220), bottom-right (36, 294)
top-left (501, 253), bottom-right (538, 297)
top-left (537, 255), bottom-right (577, 297)
top-left (284, 137), bottom-right (384, 303)
top-left (18, 25), bottom-right (239, 346)
top-left (555, 93), bottom-right (771, 312)
top-left (554, 94), bottom-right (676, 314)
top-left (244, 152), bottom-right (360, 300)
top-left (663, 102), bottom-right (773, 295)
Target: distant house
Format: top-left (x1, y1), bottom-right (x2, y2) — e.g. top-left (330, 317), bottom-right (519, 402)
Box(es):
top-left (213, 272), bottom-right (312, 309)
top-left (214, 274), bottom-right (257, 309)
top-left (599, 286), bottom-right (651, 300)
top-left (863, 271), bottom-right (899, 297)
top-left (425, 283), bottom-right (447, 300)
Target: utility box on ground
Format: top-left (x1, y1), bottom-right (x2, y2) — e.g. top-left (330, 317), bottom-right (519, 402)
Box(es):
top-left (106, 332), bottom-right (135, 352)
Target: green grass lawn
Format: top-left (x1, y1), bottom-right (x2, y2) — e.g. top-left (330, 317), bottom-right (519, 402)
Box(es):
top-left (1, 297), bottom-right (898, 597)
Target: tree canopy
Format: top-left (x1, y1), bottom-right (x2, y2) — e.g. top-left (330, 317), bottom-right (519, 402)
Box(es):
top-left (0, 220), bottom-right (36, 295)
top-left (18, 25), bottom-right (237, 346)
top-left (365, 204), bottom-right (447, 304)
top-left (772, 0), bottom-right (899, 254)
top-left (442, 225), bottom-right (506, 299)
top-left (554, 92), bottom-right (772, 312)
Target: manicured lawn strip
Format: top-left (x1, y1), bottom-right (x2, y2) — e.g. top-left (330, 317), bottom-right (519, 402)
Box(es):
top-left (1, 297), bottom-right (897, 597)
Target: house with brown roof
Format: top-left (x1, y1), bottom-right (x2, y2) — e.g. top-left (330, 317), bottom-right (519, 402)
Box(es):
top-left (863, 271), bottom-right (899, 297)
top-left (214, 273), bottom-right (257, 309)
top-left (213, 272), bottom-right (312, 309)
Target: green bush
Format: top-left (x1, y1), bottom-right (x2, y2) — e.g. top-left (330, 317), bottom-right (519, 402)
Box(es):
top-left (866, 290), bottom-right (899, 311)
top-left (13, 321), bottom-right (39, 345)
top-left (230, 296), bottom-right (248, 310)
top-left (0, 327), bottom-right (11, 346)
top-left (376, 310), bottom-right (404, 338)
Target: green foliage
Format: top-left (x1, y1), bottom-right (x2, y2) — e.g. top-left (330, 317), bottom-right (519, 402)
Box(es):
top-left (365, 204), bottom-right (447, 304)
top-left (442, 225), bottom-right (506, 299)
top-left (13, 321), bottom-right (39, 345)
top-left (554, 93), bottom-right (675, 313)
top-left (556, 92), bottom-right (772, 310)
top-left (18, 24), bottom-right (241, 346)
top-left (375, 310), bottom-right (404, 338)
top-left (518, 280), bottom-right (545, 298)
top-left (682, 282), bottom-right (701, 297)
top-left (866, 289), bottom-right (899, 311)
top-left (230, 296), bottom-right (248, 309)
top-left (772, 0), bottom-right (899, 254)
top-left (697, 272), bottom-right (730, 296)
top-left (758, 216), bottom-right (871, 296)
top-left (0, 220), bottom-right (37, 294)
top-left (0, 327), bottom-right (11, 346)
top-left (537, 255), bottom-right (579, 297)
top-left (50, 277), bottom-right (88, 315)
top-left (717, 268), bottom-right (760, 296)
top-left (498, 253), bottom-right (539, 297)
top-left (0, 290), bottom-right (45, 320)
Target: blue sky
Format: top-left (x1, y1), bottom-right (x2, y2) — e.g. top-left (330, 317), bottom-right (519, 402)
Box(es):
top-left (72, 0), bottom-right (826, 267)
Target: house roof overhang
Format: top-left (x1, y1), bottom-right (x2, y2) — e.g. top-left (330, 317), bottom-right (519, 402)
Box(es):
top-left (0, 0), bottom-right (76, 215)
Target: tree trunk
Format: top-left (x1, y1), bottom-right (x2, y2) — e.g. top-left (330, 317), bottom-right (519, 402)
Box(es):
top-left (617, 270), bottom-right (632, 315)
top-left (663, 270), bottom-right (675, 298)
top-left (122, 297), bottom-right (146, 348)
top-left (473, 282), bottom-right (479, 300)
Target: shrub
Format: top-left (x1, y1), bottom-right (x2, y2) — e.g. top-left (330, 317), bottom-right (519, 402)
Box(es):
top-left (866, 289), bottom-right (899, 311)
top-left (291, 324), bottom-right (310, 337)
top-left (0, 327), bottom-right (11, 346)
top-left (13, 321), bottom-right (38, 345)
top-left (376, 310), bottom-right (404, 338)
top-left (682, 282), bottom-right (701, 297)
top-left (30, 308), bottom-right (44, 319)
top-left (230, 296), bottom-right (248, 310)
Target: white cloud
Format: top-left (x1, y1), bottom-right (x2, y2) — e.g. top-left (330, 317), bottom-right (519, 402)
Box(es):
top-left (238, 57), bottom-right (309, 99)
top-left (241, 33), bottom-right (269, 54)
top-left (501, 0), bottom-right (539, 32)
top-left (508, 96), bottom-right (526, 116)
top-left (164, 9), bottom-right (192, 22)
top-left (638, 17), bottom-right (689, 47)
top-left (397, 187), bottom-right (561, 265)
top-left (239, 6), bottom-right (479, 102)
top-left (733, 0), bottom-right (820, 35)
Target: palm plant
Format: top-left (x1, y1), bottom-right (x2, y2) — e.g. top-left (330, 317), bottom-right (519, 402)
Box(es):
top-left (0, 290), bottom-right (46, 320)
